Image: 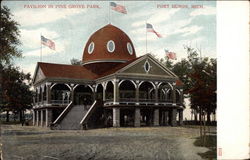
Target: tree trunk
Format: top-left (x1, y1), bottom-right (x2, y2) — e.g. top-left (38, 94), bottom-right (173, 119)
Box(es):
top-left (194, 110), bottom-right (198, 123)
top-left (6, 110), bottom-right (9, 122)
top-left (207, 111), bottom-right (211, 125)
top-left (203, 114), bottom-right (206, 146)
top-left (19, 110), bottom-right (23, 123)
top-left (199, 107), bottom-right (202, 139)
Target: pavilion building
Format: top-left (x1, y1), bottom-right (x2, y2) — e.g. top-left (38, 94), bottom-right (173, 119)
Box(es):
top-left (32, 24), bottom-right (184, 129)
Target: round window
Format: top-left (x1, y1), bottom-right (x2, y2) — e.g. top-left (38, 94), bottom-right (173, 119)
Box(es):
top-left (88, 42), bottom-right (94, 54)
top-left (107, 40), bottom-right (115, 53)
top-left (127, 42), bottom-right (133, 55)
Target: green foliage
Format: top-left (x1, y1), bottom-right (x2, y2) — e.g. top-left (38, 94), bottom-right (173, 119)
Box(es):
top-left (0, 6), bottom-right (33, 120)
top-left (0, 5), bottom-right (22, 65)
top-left (1, 64), bottom-right (33, 111)
top-left (163, 45), bottom-right (217, 121)
top-left (70, 58), bottom-right (82, 65)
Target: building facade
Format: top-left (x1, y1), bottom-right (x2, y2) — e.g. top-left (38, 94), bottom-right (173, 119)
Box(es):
top-left (32, 24), bottom-right (184, 129)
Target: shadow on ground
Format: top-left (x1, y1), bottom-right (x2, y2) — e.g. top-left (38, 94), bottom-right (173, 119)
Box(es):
top-left (194, 135), bottom-right (217, 160)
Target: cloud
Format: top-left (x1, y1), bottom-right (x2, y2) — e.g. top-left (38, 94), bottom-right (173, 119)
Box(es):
top-left (131, 21), bottom-right (145, 27)
top-left (20, 28), bottom-right (58, 49)
top-left (147, 8), bottom-right (180, 25)
top-left (24, 38), bottom-right (68, 57)
top-left (14, 7), bottom-right (85, 27)
top-left (131, 8), bottom-right (180, 28)
top-left (190, 6), bottom-right (216, 17)
top-left (131, 17), bottom-right (195, 42)
top-left (177, 25), bottom-right (203, 37)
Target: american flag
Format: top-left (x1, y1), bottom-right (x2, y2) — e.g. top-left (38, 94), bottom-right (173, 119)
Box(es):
top-left (41, 35), bottom-right (55, 50)
top-left (110, 2), bottom-right (127, 14)
top-left (165, 49), bottom-right (177, 60)
top-left (146, 23), bottom-right (162, 38)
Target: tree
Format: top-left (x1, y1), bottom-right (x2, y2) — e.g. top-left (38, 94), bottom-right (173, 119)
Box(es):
top-left (70, 58), bottom-right (82, 65)
top-left (0, 5), bottom-right (22, 65)
top-left (162, 45), bottom-right (217, 128)
top-left (1, 64), bottom-right (33, 122)
top-left (0, 5), bottom-right (33, 123)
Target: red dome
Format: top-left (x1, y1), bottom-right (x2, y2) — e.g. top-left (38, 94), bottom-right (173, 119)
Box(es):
top-left (82, 24), bottom-right (136, 64)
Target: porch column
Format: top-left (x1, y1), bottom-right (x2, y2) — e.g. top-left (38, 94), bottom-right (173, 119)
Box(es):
top-left (36, 110), bottom-right (39, 126)
top-left (153, 109), bottom-right (159, 126)
top-left (171, 109), bottom-right (177, 126)
top-left (155, 87), bottom-right (158, 103)
top-left (46, 83), bottom-right (51, 104)
top-left (103, 88), bottom-right (106, 101)
top-left (45, 109), bottom-right (53, 127)
top-left (70, 84), bottom-right (74, 103)
top-left (92, 85), bottom-right (96, 101)
top-left (165, 111), bottom-right (169, 125)
top-left (160, 111), bottom-right (164, 126)
top-left (113, 108), bottom-right (120, 127)
top-left (40, 110), bottom-right (44, 126)
top-left (134, 108), bottom-right (140, 127)
top-left (37, 87), bottom-right (40, 103)
top-left (41, 85), bottom-right (44, 104)
top-left (135, 86), bottom-right (139, 102)
top-left (179, 109), bottom-right (183, 126)
top-left (172, 82), bottom-right (176, 104)
top-left (32, 110), bottom-right (36, 126)
top-left (113, 79), bottom-right (119, 104)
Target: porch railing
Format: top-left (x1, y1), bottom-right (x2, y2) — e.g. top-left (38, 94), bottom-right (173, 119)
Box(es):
top-left (105, 98), bottom-right (174, 103)
top-left (51, 100), bottom-right (70, 105)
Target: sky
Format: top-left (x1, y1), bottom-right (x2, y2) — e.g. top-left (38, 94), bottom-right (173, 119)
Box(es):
top-left (3, 1), bottom-right (216, 77)
top-left (3, 1), bottom-right (216, 120)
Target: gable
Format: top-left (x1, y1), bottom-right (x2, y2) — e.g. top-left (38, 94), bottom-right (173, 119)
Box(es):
top-left (118, 55), bottom-right (177, 78)
top-left (33, 67), bottom-right (46, 84)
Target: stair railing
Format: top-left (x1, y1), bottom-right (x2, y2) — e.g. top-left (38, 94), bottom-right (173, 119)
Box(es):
top-left (52, 101), bottom-right (73, 125)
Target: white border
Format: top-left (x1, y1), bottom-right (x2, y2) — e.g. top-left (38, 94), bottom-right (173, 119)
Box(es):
top-left (217, 1), bottom-right (249, 159)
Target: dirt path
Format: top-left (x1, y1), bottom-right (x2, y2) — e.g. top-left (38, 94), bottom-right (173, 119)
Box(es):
top-left (0, 125), bottom-right (215, 160)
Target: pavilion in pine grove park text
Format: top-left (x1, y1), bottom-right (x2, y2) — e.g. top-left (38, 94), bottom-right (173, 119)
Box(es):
top-left (32, 24), bottom-right (184, 129)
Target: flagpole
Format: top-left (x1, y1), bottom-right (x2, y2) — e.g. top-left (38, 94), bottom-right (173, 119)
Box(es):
top-left (108, 2), bottom-right (110, 24)
top-left (146, 21), bottom-right (147, 54)
top-left (40, 33), bottom-right (42, 62)
top-left (108, 2), bottom-right (111, 24)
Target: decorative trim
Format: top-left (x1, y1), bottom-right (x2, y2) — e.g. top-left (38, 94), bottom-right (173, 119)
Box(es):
top-left (118, 79), bottom-right (137, 88)
top-left (46, 82), bottom-right (52, 86)
top-left (95, 83), bottom-right (103, 92)
top-left (82, 59), bottom-right (127, 65)
top-left (138, 81), bottom-right (156, 89)
top-left (149, 88), bottom-right (154, 94)
top-left (113, 79), bottom-right (119, 83)
top-left (167, 82), bottom-right (174, 90)
top-left (88, 85), bottom-right (94, 93)
top-left (50, 83), bottom-right (71, 91)
top-left (176, 89), bottom-right (181, 95)
top-left (73, 84), bottom-right (79, 90)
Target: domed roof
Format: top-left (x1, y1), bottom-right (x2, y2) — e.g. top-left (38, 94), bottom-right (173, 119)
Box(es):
top-left (82, 24), bottom-right (136, 64)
